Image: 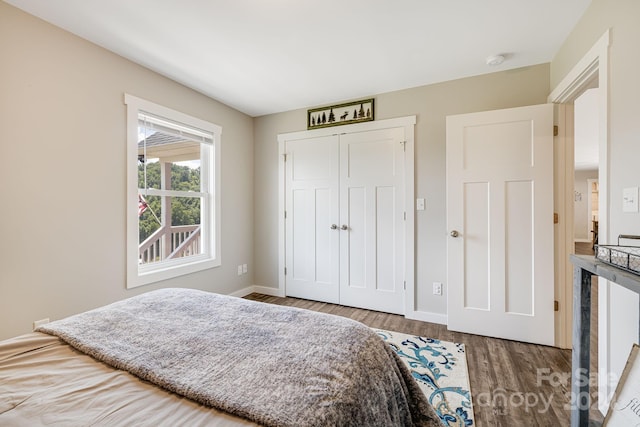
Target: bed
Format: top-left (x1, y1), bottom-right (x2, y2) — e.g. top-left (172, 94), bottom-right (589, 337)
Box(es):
top-left (0, 288), bottom-right (441, 426)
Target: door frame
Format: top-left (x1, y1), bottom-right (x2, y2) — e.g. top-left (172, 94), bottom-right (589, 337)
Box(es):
top-left (548, 29), bottom-right (609, 350)
top-left (277, 115), bottom-right (416, 314)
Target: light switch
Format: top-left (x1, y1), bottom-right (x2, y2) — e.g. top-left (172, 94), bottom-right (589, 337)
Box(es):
top-left (623, 187), bottom-right (639, 213)
top-left (416, 198), bottom-right (425, 211)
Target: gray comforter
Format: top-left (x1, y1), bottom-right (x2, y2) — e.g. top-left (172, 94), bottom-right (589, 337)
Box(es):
top-left (37, 288), bottom-right (440, 427)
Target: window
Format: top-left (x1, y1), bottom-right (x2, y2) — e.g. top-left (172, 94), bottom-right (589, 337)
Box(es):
top-left (125, 94), bottom-right (221, 288)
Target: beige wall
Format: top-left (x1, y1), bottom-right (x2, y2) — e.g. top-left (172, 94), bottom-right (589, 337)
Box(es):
top-left (254, 64), bottom-right (550, 315)
top-left (0, 3), bottom-right (255, 340)
top-left (551, 0), bottom-right (640, 411)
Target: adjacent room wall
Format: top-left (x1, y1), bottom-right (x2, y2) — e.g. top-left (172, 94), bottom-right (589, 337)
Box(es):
top-left (551, 0), bottom-right (640, 411)
top-left (574, 170), bottom-right (598, 241)
top-left (253, 64), bottom-right (550, 316)
top-left (0, 2), bottom-right (255, 340)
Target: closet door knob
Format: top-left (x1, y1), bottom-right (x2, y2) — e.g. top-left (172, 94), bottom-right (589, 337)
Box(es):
top-left (450, 230), bottom-right (459, 238)
top-left (330, 224), bottom-right (338, 230)
top-left (341, 225), bottom-right (349, 231)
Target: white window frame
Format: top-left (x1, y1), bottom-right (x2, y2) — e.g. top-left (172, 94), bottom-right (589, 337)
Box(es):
top-left (125, 94), bottom-right (221, 288)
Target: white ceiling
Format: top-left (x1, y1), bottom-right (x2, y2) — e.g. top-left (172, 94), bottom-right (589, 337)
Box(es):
top-left (5, 0), bottom-right (592, 117)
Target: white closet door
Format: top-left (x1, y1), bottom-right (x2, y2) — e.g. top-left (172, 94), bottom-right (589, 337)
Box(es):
top-left (338, 128), bottom-right (406, 314)
top-left (284, 135), bottom-right (340, 303)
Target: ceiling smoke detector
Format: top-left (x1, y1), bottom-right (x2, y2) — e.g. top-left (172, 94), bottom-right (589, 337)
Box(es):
top-left (486, 55), bottom-right (505, 66)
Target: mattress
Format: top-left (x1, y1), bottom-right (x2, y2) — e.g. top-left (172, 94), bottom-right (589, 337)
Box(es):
top-left (0, 332), bottom-right (257, 426)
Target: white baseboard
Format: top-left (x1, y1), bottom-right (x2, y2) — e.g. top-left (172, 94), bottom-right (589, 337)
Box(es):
top-left (405, 309), bottom-right (448, 325)
top-left (228, 285), bottom-right (284, 298)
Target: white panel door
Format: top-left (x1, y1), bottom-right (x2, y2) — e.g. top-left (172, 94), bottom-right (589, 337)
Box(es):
top-left (285, 135), bottom-right (339, 303)
top-left (339, 128), bottom-right (406, 314)
top-left (446, 104), bottom-right (554, 345)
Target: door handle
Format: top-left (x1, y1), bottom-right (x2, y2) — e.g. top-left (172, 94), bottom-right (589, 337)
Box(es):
top-left (330, 224), bottom-right (338, 230)
top-left (341, 225), bottom-right (349, 231)
top-left (450, 230), bottom-right (459, 238)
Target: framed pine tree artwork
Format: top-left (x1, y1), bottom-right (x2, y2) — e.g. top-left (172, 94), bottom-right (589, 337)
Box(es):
top-left (307, 98), bottom-right (374, 130)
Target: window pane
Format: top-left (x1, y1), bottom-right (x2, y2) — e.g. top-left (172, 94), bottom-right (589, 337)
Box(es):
top-left (138, 195), bottom-right (203, 265)
top-left (138, 194), bottom-right (161, 244)
top-left (172, 160), bottom-right (201, 192)
top-left (138, 124), bottom-right (202, 191)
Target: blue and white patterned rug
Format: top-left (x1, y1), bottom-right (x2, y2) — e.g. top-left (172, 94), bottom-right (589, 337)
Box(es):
top-left (375, 329), bottom-right (474, 427)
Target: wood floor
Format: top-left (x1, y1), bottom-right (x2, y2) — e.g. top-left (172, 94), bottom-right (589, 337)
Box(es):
top-left (245, 252), bottom-right (603, 427)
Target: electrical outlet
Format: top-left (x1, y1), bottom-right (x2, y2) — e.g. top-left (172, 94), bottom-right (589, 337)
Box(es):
top-left (433, 282), bottom-right (443, 296)
top-left (237, 265), bottom-right (243, 276)
top-left (33, 318), bottom-right (50, 331)
top-left (242, 264), bottom-right (248, 274)
top-left (416, 198), bottom-right (425, 211)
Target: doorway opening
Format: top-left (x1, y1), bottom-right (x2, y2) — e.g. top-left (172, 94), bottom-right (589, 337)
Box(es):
top-left (574, 87), bottom-right (600, 253)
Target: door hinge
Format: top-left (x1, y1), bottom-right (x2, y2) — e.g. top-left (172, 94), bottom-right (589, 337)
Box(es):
top-left (284, 210), bottom-right (287, 219)
top-left (553, 125), bottom-right (559, 136)
top-left (554, 213), bottom-right (559, 224)
top-left (554, 300), bottom-right (559, 312)
top-left (403, 212), bottom-right (407, 220)
top-left (284, 267), bottom-right (287, 275)
top-left (400, 141), bottom-right (407, 152)
top-left (403, 281), bottom-right (406, 290)
top-left (283, 153), bottom-right (287, 162)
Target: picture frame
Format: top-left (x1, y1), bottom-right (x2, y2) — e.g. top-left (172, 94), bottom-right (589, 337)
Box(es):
top-left (604, 344), bottom-right (640, 425)
top-left (307, 98), bottom-right (374, 130)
